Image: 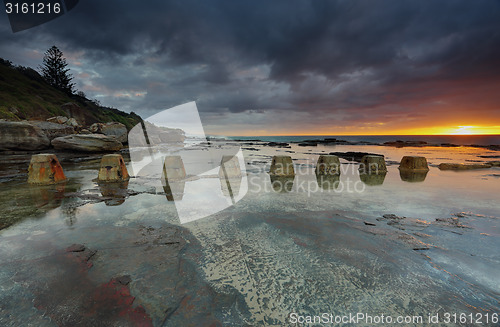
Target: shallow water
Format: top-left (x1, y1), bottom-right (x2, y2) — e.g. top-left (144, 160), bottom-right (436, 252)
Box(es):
top-left (0, 143), bottom-right (499, 326)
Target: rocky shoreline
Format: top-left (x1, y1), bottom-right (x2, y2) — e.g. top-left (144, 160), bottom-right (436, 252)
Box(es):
top-left (0, 118), bottom-right (129, 152)
top-left (0, 109), bottom-right (185, 153)
top-left (232, 137), bottom-right (500, 151)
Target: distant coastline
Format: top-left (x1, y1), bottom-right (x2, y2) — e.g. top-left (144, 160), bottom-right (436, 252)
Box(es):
top-left (222, 134), bottom-right (500, 147)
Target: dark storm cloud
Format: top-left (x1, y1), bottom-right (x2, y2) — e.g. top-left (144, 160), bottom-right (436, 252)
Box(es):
top-left (1, 0), bottom-right (500, 133)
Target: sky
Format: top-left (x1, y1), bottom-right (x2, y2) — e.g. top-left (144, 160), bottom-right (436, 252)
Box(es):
top-left (1, 0), bottom-right (500, 136)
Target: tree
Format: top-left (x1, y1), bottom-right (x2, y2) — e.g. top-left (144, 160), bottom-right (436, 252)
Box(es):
top-left (40, 45), bottom-right (75, 94)
top-left (76, 90), bottom-right (86, 98)
top-left (0, 58), bottom-right (13, 67)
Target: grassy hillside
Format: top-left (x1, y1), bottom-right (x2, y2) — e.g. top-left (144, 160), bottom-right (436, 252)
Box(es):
top-left (0, 59), bottom-right (142, 130)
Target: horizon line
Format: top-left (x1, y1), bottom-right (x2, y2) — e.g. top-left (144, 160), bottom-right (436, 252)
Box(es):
top-left (217, 133), bottom-right (500, 137)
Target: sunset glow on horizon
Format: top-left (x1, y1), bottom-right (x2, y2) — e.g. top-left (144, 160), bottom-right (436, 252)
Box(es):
top-left (223, 125), bottom-right (500, 136)
top-left (388, 125), bottom-right (500, 136)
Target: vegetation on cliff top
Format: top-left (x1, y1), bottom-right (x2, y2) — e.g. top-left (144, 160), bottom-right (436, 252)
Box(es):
top-left (0, 57), bottom-right (142, 130)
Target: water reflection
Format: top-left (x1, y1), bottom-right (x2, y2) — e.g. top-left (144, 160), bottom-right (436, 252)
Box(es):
top-left (220, 176), bottom-right (242, 200)
top-left (30, 183), bottom-right (66, 209)
top-left (270, 175), bottom-right (295, 193)
top-left (162, 179), bottom-right (185, 202)
top-left (62, 206), bottom-right (78, 227)
top-left (316, 174), bottom-right (340, 190)
top-left (359, 172), bottom-right (387, 186)
top-left (98, 181), bottom-right (129, 206)
top-left (399, 170), bottom-right (428, 183)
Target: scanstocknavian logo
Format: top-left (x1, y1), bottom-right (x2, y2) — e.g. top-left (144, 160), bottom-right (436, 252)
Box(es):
top-left (128, 102), bottom-right (248, 224)
top-left (4, 0), bottom-right (80, 33)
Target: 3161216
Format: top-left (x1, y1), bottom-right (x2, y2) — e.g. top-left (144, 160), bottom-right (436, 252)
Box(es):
top-left (443, 312), bottom-right (498, 324)
top-left (5, 2), bottom-right (61, 14)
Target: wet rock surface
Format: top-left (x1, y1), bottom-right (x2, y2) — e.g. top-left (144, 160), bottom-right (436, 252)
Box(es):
top-left (376, 213), bottom-right (475, 244)
top-left (438, 162), bottom-right (492, 170)
top-left (329, 151), bottom-right (384, 162)
top-left (0, 224), bottom-right (249, 326)
top-left (383, 140), bottom-right (428, 147)
top-left (190, 210), bottom-right (499, 325)
top-left (263, 142), bottom-right (290, 148)
top-left (66, 243), bottom-right (86, 252)
top-left (52, 134), bottom-right (123, 152)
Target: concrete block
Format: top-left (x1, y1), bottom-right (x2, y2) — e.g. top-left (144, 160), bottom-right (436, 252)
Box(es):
top-left (28, 154), bottom-right (67, 184)
top-left (97, 154), bottom-right (130, 182)
top-left (399, 156), bottom-right (429, 171)
top-left (162, 156), bottom-right (186, 181)
top-left (219, 155), bottom-right (242, 179)
top-left (359, 155), bottom-right (387, 174)
top-left (315, 155), bottom-right (340, 175)
top-left (269, 156), bottom-right (295, 176)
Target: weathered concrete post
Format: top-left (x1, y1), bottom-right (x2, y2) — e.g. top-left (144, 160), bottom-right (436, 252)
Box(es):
top-left (269, 155), bottom-right (295, 176)
top-left (359, 155), bottom-right (387, 174)
top-left (219, 155), bottom-right (243, 201)
top-left (398, 156), bottom-right (429, 183)
top-left (269, 156), bottom-right (295, 192)
top-left (399, 156), bottom-right (429, 171)
top-left (161, 156), bottom-right (186, 201)
top-left (162, 155), bottom-right (186, 181)
top-left (315, 155), bottom-right (340, 175)
top-left (28, 154), bottom-right (67, 184)
top-left (97, 154), bottom-right (130, 182)
top-left (219, 155), bottom-right (242, 179)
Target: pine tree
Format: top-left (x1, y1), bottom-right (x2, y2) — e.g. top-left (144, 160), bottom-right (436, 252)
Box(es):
top-left (40, 45), bottom-right (75, 94)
